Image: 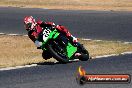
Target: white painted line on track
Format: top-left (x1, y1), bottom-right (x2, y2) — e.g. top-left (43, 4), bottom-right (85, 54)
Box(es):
top-left (0, 64), bottom-right (37, 71)
top-left (93, 51), bottom-right (132, 59)
top-left (23, 35), bottom-right (28, 36)
top-left (8, 34), bottom-right (20, 36)
top-left (94, 54), bottom-right (118, 59)
top-left (0, 33), bottom-right (5, 35)
top-left (0, 33), bottom-right (28, 37)
top-left (121, 51), bottom-right (132, 55)
top-left (82, 38), bottom-right (132, 44)
top-left (82, 38), bottom-right (103, 42)
top-left (82, 38), bottom-right (92, 41)
top-left (124, 42), bottom-right (132, 44)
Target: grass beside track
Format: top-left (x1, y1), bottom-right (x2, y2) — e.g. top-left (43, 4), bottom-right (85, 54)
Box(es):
top-left (1, 0), bottom-right (132, 11)
top-left (0, 35), bottom-right (132, 68)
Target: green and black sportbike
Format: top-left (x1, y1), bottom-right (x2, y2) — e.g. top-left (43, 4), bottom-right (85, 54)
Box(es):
top-left (38, 26), bottom-right (89, 63)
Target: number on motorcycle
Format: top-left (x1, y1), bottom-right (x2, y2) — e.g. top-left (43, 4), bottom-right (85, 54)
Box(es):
top-left (43, 28), bottom-right (51, 42)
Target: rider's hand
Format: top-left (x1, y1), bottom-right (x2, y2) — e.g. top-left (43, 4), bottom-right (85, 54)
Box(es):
top-left (73, 37), bottom-right (78, 43)
top-left (69, 35), bottom-right (78, 43)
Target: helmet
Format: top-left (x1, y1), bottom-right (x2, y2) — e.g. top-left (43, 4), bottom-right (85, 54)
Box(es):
top-left (24, 16), bottom-right (36, 31)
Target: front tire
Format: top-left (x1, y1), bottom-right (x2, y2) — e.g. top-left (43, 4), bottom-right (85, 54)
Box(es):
top-left (78, 53), bottom-right (89, 61)
top-left (77, 43), bottom-right (89, 61)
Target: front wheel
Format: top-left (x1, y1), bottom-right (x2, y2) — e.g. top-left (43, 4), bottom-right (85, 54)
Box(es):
top-left (76, 43), bottom-right (89, 61)
top-left (78, 53), bottom-right (89, 61)
top-left (47, 44), bottom-right (70, 63)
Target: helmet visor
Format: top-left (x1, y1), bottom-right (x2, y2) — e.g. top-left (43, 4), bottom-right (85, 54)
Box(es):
top-left (24, 23), bottom-right (32, 30)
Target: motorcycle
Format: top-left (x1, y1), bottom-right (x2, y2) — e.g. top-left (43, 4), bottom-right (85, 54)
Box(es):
top-left (37, 26), bottom-right (89, 63)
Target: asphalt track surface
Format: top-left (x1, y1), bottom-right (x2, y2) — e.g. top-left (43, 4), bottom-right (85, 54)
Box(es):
top-left (0, 7), bottom-right (132, 42)
top-left (0, 54), bottom-right (132, 88)
top-left (0, 7), bottom-right (132, 88)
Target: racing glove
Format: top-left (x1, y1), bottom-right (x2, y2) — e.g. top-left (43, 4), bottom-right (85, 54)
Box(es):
top-left (69, 35), bottom-right (78, 43)
top-left (72, 36), bottom-right (78, 43)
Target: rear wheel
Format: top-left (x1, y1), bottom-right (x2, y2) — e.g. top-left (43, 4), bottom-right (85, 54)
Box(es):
top-left (47, 43), bottom-right (70, 63)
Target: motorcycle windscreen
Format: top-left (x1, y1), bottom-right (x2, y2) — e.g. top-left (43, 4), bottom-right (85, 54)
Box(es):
top-left (66, 42), bottom-right (77, 59)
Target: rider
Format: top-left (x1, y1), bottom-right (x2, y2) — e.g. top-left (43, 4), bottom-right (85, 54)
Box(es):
top-left (24, 16), bottom-right (78, 48)
top-left (24, 16), bottom-right (81, 59)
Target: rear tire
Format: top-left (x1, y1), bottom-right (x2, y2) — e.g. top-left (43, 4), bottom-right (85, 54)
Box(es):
top-left (47, 44), bottom-right (69, 63)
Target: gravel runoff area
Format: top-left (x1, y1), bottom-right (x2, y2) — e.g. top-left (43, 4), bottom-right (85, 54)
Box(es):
top-left (1, 0), bottom-right (132, 11)
top-left (0, 35), bottom-right (132, 68)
